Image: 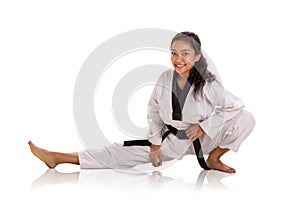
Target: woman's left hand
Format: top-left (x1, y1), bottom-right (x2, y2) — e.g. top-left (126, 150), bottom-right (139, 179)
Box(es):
top-left (185, 124), bottom-right (204, 141)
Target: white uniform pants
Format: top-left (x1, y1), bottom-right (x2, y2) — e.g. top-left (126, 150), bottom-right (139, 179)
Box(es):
top-left (78, 110), bottom-right (255, 169)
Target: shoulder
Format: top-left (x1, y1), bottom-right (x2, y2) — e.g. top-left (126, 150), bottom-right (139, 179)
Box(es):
top-left (204, 80), bottom-right (224, 92)
top-left (202, 80), bottom-right (225, 100)
top-left (159, 69), bottom-right (173, 79)
top-left (203, 80), bottom-right (244, 106)
top-left (156, 69), bottom-right (174, 83)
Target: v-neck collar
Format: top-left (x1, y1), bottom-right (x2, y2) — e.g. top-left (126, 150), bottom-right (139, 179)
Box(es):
top-left (171, 70), bottom-right (193, 121)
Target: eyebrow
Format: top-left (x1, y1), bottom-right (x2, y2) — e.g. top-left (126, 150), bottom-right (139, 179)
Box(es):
top-left (171, 49), bottom-right (191, 52)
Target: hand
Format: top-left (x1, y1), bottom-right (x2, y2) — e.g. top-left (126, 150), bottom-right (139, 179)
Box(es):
top-left (150, 144), bottom-right (163, 167)
top-left (186, 124), bottom-right (204, 141)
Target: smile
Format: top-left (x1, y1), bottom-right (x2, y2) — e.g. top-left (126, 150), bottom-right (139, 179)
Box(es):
top-left (175, 64), bottom-right (186, 68)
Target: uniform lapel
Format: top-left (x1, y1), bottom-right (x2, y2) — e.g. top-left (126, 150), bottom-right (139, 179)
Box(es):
top-left (171, 70), bottom-right (193, 121)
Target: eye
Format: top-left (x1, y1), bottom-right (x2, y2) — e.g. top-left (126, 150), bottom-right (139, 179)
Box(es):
top-left (182, 52), bottom-right (189, 56)
top-left (171, 51), bottom-right (177, 56)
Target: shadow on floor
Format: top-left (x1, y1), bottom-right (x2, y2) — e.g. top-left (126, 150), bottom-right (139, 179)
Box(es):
top-left (31, 167), bottom-right (233, 192)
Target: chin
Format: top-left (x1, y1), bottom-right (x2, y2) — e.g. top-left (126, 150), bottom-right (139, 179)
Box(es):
top-left (175, 68), bottom-right (185, 74)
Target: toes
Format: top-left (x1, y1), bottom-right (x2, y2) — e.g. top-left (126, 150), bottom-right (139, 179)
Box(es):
top-left (229, 168), bottom-right (236, 174)
top-left (206, 159), bottom-right (236, 174)
top-left (224, 165), bottom-right (236, 174)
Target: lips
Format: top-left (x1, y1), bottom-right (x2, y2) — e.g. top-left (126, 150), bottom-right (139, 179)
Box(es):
top-left (175, 64), bottom-right (186, 68)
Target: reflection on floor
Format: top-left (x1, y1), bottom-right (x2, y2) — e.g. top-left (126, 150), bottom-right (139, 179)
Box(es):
top-left (31, 168), bottom-right (233, 192)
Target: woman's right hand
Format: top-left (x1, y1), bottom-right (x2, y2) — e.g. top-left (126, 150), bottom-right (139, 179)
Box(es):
top-left (150, 144), bottom-right (163, 167)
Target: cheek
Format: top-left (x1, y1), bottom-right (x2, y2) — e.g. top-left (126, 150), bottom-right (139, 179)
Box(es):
top-left (170, 56), bottom-right (176, 64)
top-left (183, 57), bottom-right (195, 65)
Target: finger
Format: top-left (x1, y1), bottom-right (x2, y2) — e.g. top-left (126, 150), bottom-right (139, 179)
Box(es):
top-left (151, 154), bottom-right (157, 167)
top-left (156, 157), bottom-right (161, 166)
top-left (192, 136), bottom-right (197, 142)
top-left (153, 153), bottom-right (162, 167)
top-left (186, 130), bottom-right (193, 137)
top-left (153, 160), bottom-right (159, 167)
top-left (155, 156), bottom-right (160, 167)
top-left (158, 153), bottom-right (163, 166)
top-left (185, 129), bottom-right (190, 135)
top-left (187, 131), bottom-right (194, 137)
top-left (156, 160), bottom-right (160, 166)
top-left (189, 134), bottom-right (195, 141)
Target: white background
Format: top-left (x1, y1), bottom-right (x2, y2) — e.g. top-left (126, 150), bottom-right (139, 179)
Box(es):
top-left (1, 0), bottom-right (300, 199)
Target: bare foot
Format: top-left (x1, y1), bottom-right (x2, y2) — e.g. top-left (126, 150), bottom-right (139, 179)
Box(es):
top-left (28, 141), bottom-right (57, 168)
top-left (206, 158), bottom-right (236, 174)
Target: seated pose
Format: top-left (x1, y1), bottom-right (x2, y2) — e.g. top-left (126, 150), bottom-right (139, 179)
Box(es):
top-left (29, 31), bottom-right (255, 173)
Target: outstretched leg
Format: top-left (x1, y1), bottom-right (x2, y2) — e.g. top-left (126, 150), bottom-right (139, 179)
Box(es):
top-left (206, 147), bottom-right (236, 173)
top-left (28, 141), bottom-right (79, 168)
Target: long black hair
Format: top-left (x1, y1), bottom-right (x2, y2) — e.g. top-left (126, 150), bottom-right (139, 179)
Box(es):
top-left (171, 32), bottom-right (215, 96)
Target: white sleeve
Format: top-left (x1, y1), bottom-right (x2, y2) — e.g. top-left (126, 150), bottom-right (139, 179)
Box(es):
top-left (199, 81), bottom-right (244, 139)
top-left (146, 81), bottom-right (165, 146)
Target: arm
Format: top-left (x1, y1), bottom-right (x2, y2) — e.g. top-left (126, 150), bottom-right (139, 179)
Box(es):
top-left (199, 81), bottom-right (244, 139)
top-left (147, 80), bottom-right (165, 166)
top-left (147, 83), bottom-right (165, 145)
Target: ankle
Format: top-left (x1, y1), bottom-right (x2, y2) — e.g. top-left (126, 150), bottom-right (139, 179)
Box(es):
top-left (208, 147), bottom-right (229, 161)
top-left (53, 153), bottom-right (61, 165)
top-left (207, 155), bottom-right (219, 162)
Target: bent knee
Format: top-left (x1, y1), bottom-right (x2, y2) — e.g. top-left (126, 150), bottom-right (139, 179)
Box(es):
top-left (240, 110), bottom-right (256, 130)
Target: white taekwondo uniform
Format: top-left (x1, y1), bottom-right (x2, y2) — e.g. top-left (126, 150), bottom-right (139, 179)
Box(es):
top-left (78, 69), bottom-right (255, 169)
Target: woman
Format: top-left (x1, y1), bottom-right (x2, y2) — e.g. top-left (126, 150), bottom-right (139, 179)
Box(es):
top-left (29, 32), bottom-right (255, 173)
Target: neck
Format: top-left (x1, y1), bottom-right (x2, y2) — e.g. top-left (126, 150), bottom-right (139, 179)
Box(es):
top-left (178, 72), bottom-right (189, 80)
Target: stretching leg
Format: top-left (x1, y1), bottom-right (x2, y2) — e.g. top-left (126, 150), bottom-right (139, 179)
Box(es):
top-left (28, 141), bottom-right (79, 168)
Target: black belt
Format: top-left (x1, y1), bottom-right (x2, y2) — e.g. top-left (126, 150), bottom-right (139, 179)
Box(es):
top-left (124, 125), bottom-right (210, 170)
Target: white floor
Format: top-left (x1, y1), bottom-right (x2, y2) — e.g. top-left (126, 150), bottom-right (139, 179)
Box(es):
top-left (3, 135), bottom-right (299, 200)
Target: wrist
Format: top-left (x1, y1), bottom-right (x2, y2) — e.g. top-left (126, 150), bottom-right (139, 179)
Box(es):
top-left (151, 144), bottom-right (161, 151)
top-left (198, 125), bottom-right (205, 135)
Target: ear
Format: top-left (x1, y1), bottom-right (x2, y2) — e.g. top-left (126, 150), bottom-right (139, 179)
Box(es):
top-left (195, 53), bottom-right (201, 62)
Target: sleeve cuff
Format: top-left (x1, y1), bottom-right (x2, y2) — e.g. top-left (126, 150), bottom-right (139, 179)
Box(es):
top-left (199, 118), bottom-right (217, 139)
top-left (147, 134), bottom-right (162, 145)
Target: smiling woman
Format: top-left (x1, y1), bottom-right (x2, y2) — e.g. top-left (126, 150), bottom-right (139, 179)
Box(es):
top-left (170, 32), bottom-right (215, 95)
top-left (171, 40), bottom-right (200, 78)
top-left (28, 31), bottom-right (255, 174)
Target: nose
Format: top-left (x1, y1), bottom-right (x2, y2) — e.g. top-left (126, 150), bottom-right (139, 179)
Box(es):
top-left (174, 54), bottom-right (184, 63)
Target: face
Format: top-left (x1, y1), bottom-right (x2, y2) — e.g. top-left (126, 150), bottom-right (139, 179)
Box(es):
top-left (171, 40), bottom-right (201, 79)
